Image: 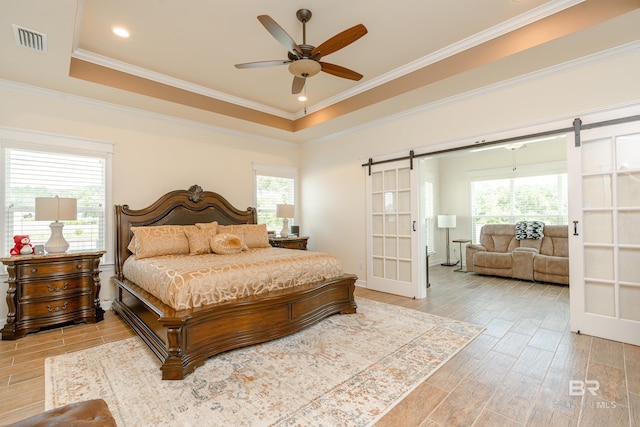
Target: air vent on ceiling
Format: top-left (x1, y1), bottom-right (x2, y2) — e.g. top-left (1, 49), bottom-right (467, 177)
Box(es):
top-left (12, 24), bottom-right (47, 53)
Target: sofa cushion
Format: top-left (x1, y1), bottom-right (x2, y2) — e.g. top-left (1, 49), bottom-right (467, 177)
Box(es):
top-left (539, 225), bottom-right (569, 257)
top-left (473, 251), bottom-right (513, 269)
top-left (534, 254), bottom-right (569, 285)
top-left (479, 224), bottom-right (519, 253)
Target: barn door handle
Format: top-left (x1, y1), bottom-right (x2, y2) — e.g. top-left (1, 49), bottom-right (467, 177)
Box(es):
top-left (412, 220), bottom-right (416, 231)
top-left (573, 220), bottom-right (579, 236)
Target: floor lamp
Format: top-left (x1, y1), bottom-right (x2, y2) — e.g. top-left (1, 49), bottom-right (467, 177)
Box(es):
top-left (438, 214), bottom-right (457, 266)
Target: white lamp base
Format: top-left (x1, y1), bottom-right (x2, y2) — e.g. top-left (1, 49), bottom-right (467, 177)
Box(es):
top-left (45, 221), bottom-right (70, 253)
top-left (280, 218), bottom-right (290, 238)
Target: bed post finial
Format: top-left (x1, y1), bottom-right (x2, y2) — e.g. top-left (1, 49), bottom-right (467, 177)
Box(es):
top-left (188, 185), bottom-right (204, 202)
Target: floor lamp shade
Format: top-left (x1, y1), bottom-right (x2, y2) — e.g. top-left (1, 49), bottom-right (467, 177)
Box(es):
top-left (35, 196), bottom-right (77, 253)
top-left (276, 203), bottom-right (295, 237)
top-left (437, 214), bottom-right (457, 266)
top-left (437, 214), bottom-right (456, 229)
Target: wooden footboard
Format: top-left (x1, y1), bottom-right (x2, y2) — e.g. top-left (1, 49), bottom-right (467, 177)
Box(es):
top-left (112, 273), bottom-right (357, 380)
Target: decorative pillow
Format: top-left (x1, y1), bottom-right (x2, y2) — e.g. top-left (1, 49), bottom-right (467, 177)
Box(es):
top-left (217, 225), bottom-right (248, 250)
top-left (130, 225), bottom-right (190, 259)
top-left (210, 233), bottom-right (244, 255)
top-left (127, 235), bottom-right (137, 253)
top-left (196, 221), bottom-right (219, 235)
top-left (515, 221), bottom-right (545, 240)
top-left (183, 225), bottom-right (213, 255)
top-left (218, 224), bottom-right (270, 249)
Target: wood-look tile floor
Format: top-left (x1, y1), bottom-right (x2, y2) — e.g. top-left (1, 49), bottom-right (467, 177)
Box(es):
top-left (0, 266), bottom-right (638, 426)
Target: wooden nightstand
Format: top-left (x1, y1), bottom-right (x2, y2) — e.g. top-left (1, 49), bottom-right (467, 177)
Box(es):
top-left (269, 236), bottom-right (309, 250)
top-left (1, 251), bottom-right (105, 340)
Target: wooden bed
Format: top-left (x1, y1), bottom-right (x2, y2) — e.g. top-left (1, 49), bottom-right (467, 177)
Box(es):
top-left (111, 185), bottom-right (357, 380)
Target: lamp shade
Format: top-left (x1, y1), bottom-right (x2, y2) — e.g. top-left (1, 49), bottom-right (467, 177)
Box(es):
top-left (276, 204), bottom-right (295, 219)
top-left (437, 214), bottom-right (456, 229)
top-left (35, 196), bottom-right (77, 221)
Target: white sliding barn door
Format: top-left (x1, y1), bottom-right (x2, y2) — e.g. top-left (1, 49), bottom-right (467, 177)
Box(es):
top-left (568, 122), bottom-right (640, 346)
top-left (365, 160), bottom-right (422, 299)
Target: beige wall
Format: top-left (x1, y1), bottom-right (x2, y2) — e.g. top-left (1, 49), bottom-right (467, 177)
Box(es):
top-left (300, 49), bottom-right (640, 282)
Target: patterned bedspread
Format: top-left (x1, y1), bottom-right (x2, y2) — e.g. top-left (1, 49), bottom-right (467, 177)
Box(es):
top-left (122, 247), bottom-right (344, 310)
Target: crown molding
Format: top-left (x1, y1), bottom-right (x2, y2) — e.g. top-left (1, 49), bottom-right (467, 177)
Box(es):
top-left (296, 0), bottom-right (584, 118)
top-left (71, 1), bottom-right (583, 121)
top-left (305, 39), bottom-right (640, 147)
top-left (71, 49), bottom-right (297, 121)
top-left (0, 79), bottom-right (298, 148)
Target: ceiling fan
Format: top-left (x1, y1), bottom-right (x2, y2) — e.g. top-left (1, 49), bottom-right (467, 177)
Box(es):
top-left (235, 9), bottom-right (367, 95)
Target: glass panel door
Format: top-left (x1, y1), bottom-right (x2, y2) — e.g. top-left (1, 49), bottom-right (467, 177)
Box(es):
top-left (569, 123), bottom-right (640, 346)
top-left (366, 160), bottom-right (421, 298)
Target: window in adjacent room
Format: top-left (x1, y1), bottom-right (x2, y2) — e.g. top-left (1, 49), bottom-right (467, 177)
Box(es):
top-left (253, 163), bottom-right (297, 231)
top-left (1, 129), bottom-right (113, 261)
top-left (469, 162), bottom-right (568, 242)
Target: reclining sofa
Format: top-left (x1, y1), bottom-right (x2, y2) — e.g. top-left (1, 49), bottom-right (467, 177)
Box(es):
top-left (465, 223), bottom-right (569, 285)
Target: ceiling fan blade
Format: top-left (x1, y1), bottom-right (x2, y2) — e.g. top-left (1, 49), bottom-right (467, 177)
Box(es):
top-left (235, 60), bottom-right (291, 69)
top-left (292, 76), bottom-right (306, 94)
top-left (312, 24), bottom-right (367, 58)
top-left (319, 62), bottom-right (363, 81)
top-left (257, 15), bottom-right (302, 57)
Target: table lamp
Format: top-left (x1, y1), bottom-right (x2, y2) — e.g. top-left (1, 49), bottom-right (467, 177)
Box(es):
top-left (276, 203), bottom-right (294, 237)
top-left (35, 196), bottom-right (77, 253)
top-left (437, 214), bottom-right (457, 266)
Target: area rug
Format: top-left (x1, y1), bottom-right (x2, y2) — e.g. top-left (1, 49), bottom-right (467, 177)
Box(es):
top-left (45, 297), bottom-right (483, 426)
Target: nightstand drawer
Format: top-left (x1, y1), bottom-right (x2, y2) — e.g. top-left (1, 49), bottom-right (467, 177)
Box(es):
top-left (269, 236), bottom-right (309, 250)
top-left (17, 259), bottom-right (93, 279)
top-left (20, 276), bottom-right (92, 298)
top-left (19, 294), bottom-right (93, 320)
top-left (278, 240), bottom-right (307, 250)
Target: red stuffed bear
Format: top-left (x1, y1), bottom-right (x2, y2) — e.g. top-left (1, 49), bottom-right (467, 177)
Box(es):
top-left (10, 235), bottom-right (34, 256)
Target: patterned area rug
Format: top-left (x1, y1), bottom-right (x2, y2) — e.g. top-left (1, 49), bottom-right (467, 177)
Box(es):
top-left (45, 298), bottom-right (483, 426)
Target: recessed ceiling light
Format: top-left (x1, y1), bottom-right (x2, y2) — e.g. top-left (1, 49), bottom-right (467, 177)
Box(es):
top-left (112, 26), bottom-right (130, 38)
top-left (298, 95), bottom-right (307, 102)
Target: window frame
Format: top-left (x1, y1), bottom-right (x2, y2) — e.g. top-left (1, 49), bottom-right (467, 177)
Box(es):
top-left (253, 162), bottom-right (297, 232)
top-left (1, 127), bottom-right (114, 263)
top-left (468, 161), bottom-right (568, 243)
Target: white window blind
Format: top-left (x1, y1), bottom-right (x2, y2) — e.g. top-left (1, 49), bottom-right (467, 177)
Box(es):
top-left (253, 163), bottom-right (296, 231)
top-left (470, 167), bottom-right (568, 243)
top-left (3, 142), bottom-right (109, 258)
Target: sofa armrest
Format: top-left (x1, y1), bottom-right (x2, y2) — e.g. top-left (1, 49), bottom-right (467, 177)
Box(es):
top-left (465, 244), bottom-right (486, 273)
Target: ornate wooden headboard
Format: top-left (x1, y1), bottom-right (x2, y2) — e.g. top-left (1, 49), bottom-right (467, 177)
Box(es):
top-left (114, 185), bottom-right (257, 278)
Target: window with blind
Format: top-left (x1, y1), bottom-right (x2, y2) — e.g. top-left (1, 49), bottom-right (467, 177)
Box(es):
top-left (469, 163), bottom-right (568, 243)
top-left (253, 163), bottom-right (296, 231)
top-left (2, 130), bottom-right (112, 259)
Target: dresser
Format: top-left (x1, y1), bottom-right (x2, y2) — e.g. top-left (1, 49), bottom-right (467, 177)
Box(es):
top-left (268, 236), bottom-right (309, 250)
top-left (1, 251), bottom-right (105, 340)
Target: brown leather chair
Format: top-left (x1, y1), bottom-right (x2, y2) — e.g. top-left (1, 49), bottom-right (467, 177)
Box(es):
top-left (6, 399), bottom-right (116, 427)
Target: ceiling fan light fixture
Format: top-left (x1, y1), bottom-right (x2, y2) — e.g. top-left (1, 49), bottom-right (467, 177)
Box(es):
top-left (288, 59), bottom-right (321, 78)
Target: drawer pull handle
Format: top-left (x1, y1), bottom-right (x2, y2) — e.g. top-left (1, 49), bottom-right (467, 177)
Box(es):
top-left (76, 264), bottom-right (83, 269)
top-left (31, 268), bottom-right (37, 273)
top-left (47, 283), bottom-right (69, 292)
top-left (46, 301), bottom-right (68, 312)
